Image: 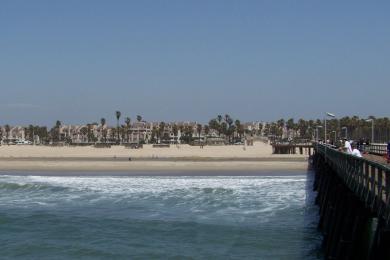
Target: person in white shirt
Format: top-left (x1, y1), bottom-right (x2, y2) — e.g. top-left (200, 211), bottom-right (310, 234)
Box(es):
top-left (352, 148), bottom-right (362, 157)
top-left (344, 139), bottom-right (352, 154)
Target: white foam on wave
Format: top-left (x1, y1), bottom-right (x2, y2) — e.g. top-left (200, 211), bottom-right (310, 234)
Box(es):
top-left (0, 175), bottom-right (309, 224)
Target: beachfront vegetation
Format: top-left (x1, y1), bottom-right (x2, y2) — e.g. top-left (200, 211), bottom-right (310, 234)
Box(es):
top-left (1, 115), bottom-right (390, 145)
top-left (264, 116), bottom-right (390, 144)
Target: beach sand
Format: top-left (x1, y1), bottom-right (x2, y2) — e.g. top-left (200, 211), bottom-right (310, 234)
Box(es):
top-left (0, 142), bottom-right (310, 173)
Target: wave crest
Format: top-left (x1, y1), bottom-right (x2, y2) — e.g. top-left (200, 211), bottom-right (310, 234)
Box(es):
top-left (0, 182), bottom-right (67, 192)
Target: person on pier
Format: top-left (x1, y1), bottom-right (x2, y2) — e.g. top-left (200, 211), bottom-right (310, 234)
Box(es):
top-left (343, 138), bottom-right (352, 154)
top-left (351, 144), bottom-right (362, 158)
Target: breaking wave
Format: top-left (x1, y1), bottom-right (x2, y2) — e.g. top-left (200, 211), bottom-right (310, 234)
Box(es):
top-left (0, 173), bottom-right (322, 259)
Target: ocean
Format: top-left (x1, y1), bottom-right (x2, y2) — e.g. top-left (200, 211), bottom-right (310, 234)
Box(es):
top-left (0, 172), bottom-right (322, 259)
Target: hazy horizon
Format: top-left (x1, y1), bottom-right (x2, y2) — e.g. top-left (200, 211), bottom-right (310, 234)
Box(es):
top-left (1, 1), bottom-right (389, 126)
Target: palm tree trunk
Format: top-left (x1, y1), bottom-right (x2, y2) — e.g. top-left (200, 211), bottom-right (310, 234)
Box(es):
top-left (117, 120), bottom-right (119, 144)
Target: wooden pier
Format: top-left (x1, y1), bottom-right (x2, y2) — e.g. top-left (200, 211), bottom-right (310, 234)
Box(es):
top-left (313, 143), bottom-right (390, 259)
top-left (272, 143), bottom-right (313, 155)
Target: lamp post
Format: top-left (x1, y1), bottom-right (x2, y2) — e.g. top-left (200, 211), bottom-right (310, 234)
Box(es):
top-left (316, 126), bottom-right (323, 143)
top-left (325, 112), bottom-right (336, 144)
top-left (325, 112), bottom-right (336, 159)
top-left (366, 119), bottom-right (374, 144)
top-left (341, 126), bottom-right (348, 139)
top-left (316, 125), bottom-right (323, 151)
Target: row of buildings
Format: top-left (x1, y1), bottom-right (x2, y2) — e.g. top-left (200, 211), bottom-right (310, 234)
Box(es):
top-left (0, 121), bottom-right (265, 145)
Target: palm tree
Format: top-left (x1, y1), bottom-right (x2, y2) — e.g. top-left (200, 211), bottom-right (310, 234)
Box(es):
top-left (55, 120), bottom-right (62, 142)
top-left (158, 122), bottom-right (166, 143)
top-left (208, 119), bottom-right (218, 135)
top-left (235, 120), bottom-right (241, 141)
top-left (29, 125), bottom-right (35, 142)
top-left (87, 123), bottom-right (93, 143)
top-left (220, 122), bottom-right (228, 141)
top-left (178, 125), bottom-right (185, 143)
top-left (125, 117), bottom-right (131, 143)
top-left (34, 126), bottom-right (47, 144)
top-left (80, 127), bottom-right (88, 143)
top-left (277, 119), bottom-right (285, 139)
top-left (183, 125), bottom-right (193, 144)
top-left (204, 125), bottom-right (210, 135)
top-left (196, 124), bottom-right (202, 145)
top-left (100, 118), bottom-right (106, 143)
top-left (286, 118), bottom-right (294, 139)
top-left (224, 115), bottom-right (233, 143)
top-left (151, 126), bottom-right (158, 143)
top-left (115, 111), bottom-right (121, 144)
top-left (257, 123), bottom-right (263, 136)
top-left (136, 115), bottom-right (142, 143)
top-left (217, 115), bottom-right (223, 124)
top-left (204, 125), bottom-right (210, 143)
top-left (24, 125), bottom-right (33, 143)
top-left (297, 119), bottom-right (307, 139)
top-left (5, 125), bottom-right (10, 144)
top-left (172, 124), bottom-right (178, 143)
top-left (120, 124), bottom-right (126, 142)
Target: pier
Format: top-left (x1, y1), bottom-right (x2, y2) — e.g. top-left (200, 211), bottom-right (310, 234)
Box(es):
top-left (313, 143), bottom-right (390, 259)
top-left (272, 143), bottom-right (313, 155)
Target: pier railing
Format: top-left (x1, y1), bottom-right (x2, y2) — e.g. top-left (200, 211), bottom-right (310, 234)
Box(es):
top-left (315, 143), bottom-right (390, 226)
top-left (365, 143), bottom-right (388, 155)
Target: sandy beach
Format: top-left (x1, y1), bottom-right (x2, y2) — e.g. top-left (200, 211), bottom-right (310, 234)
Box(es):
top-left (0, 142), bottom-right (310, 173)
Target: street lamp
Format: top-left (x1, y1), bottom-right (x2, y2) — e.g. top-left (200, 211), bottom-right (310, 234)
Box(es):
top-left (316, 125), bottom-right (323, 151)
top-left (341, 126), bottom-right (348, 139)
top-left (325, 112), bottom-right (336, 159)
top-left (332, 130), bottom-right (337, 145)
top-left (315, 126), bottom-right (323, 143)
top-left (366, 119), bottom-right (374, 144)
top-left (325, 112), bottom-right (336, 144)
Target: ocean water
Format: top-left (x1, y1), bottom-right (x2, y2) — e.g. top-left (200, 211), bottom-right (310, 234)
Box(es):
top-left (0, 172), bottom-right (322, 259)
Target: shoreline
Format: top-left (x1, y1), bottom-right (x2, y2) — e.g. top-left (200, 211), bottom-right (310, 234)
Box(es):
top-left (0, 159), bottom-right (309, 173)
top-left (0, 156), bottom-right (307, 162)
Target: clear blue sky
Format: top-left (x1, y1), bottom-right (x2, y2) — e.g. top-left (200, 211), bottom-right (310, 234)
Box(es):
top-left (1, 1), bottom-right (389, 126)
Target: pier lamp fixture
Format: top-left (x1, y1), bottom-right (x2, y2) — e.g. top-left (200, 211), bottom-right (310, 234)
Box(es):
top-left (365, 119), bottom-right (374, 144)
top-left (341, 127), bottom-right (348, 139)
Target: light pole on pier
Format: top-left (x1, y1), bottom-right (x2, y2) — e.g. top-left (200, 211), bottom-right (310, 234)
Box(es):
top-left (316, 125), bottom-right (323, 151)
top-left (315, 126), bottom-right (323, 143)
top-left (341, 126), bottom-right (348, 139)
top-left (366, 119), bottom-right (374, 144)
top-left (325, 112), bottom-right (336, 144)
top-left (325, 112), bottom-right (336, 159)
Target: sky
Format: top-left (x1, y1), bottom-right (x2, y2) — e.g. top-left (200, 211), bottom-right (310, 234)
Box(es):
top-left (1, 0), bottom-right (389, 126)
